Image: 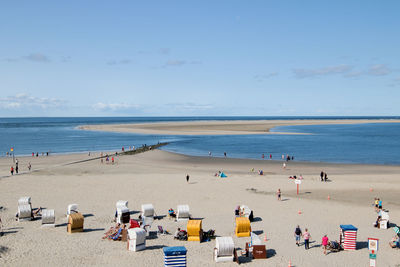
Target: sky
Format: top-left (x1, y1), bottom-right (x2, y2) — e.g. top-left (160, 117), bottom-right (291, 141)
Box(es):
top-left (0, 1), bottom-right (399, 117)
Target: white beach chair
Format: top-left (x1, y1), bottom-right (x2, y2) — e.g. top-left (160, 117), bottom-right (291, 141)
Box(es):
top-left (116, 200), bottom-right (130, 224)
top-left (141, 204), bottom-right (154, 218)
top-left (41, 209), bottom-right (56, 227)
top-left (177, 205), bottom-right (190, 221)
top-left (214, 237), bottom-right (235, 262)
top-left (128, 228), bottom-right (146, 251)
top-left (17, 197), bottom-right (32, 221)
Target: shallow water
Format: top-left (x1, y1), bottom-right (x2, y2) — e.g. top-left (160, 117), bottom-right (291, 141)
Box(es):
top-left (1, 117), bottom-right (399, 165)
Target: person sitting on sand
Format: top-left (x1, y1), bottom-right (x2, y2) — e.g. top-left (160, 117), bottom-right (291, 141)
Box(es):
top-left (168, 208), bottom-right (176, 218)
top-left (174, 227), bottom-right (181, 239)
top-left (234, 206), bottom-right (238, 216)
top-left (374, 216), bottom-right (382, 228)
top-left (389, 235), bottom-right (400, 248)
top-left (374, 198), bottom-right (379, 212)
top-left (32, 207), bottom-right (42, 218)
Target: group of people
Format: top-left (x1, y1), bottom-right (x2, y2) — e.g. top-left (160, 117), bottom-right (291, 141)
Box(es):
top-left (283, 154), bottom-right (295, 161)
top-left (320, 171), bottom-right (328, 182)
top-left (294, 225), bottom-right (330, 255)
top-left (10, 159), bottom-right (31, 175)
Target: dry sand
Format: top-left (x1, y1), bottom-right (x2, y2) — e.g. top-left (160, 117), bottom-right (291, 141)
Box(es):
top-left (1, 150), bottom-right (399, 266)
top-left (80, 119), bottom-right (400, 135)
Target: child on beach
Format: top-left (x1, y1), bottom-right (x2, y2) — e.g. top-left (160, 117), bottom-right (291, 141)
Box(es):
top-left (277, 189), bottom-right (281, 201)
top-left (322, 235), bottom-right (329, 255)
top-left (303, 228), bottom-right (311, 249)
top-left (10, 166), bottom-right (14, 175)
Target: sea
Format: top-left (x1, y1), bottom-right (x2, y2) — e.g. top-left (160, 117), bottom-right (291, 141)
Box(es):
top-left (1, 116), bottom-right (400, 165)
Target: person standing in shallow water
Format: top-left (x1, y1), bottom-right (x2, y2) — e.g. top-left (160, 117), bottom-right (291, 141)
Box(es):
top-left (320, 171), bottom-right (324, 182)
top-left (186, 174), bottom-right (190, 183)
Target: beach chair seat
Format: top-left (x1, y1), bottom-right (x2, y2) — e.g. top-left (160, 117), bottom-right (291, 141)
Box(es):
top-left (41, 209), bottom-right (56, 227)
top-left (68, 212), bottom-right (84, 233)
top-left (177, 205), bottom-right (190, 221)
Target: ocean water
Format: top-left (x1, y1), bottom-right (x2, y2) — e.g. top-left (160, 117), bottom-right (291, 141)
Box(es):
top-left (1, 117), bottom-right (400, 165)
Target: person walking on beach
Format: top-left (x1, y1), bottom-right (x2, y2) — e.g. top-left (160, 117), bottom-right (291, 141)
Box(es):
top-left (10, 166), bottom-right (14, 175)
top-left (224, 152), bottom-right (227, 157)
top-left (277, 189), bottom-right (281, 201)
top-left (208, 151), bottom-right (212, 157)
top-left (320, 171), bottom-right (324, 182)
top-left (321, 234), bottom-right (329, 255)
top-left (262, 154), bottom-right (265, 159)
top-left (27, 162), bottom-right (31, 171)
top-left (283, 162), bottom-right (286, 169)
top-left (294, 225), bottom-right (302, 246)
top-left (186, 174), bottom-right (190, 183)
top-left (303, 228), bottom-right (311, 250)
top-left (270, 154), bottom-right (272, 159)
top-left (15, 165), bottom-right (18, 174)
top-left (324, 173), bottom-right (328, 182)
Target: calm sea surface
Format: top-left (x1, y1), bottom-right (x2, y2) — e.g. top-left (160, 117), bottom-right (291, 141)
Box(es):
top-left (1, 117), bottom-right (400, 165)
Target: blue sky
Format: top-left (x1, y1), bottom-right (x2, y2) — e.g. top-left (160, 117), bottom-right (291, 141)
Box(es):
top-left (0, 1), bottom-right (399, 116)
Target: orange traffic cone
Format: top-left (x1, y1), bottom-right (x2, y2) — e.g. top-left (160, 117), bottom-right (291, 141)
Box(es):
top-left (264, 234), bottom-right (267, 241)
top-left (288, 260), bottom-right (292, 267)
top-left (298, 210), bottom-right (302, 215)
top-left (327, 195), bottom-right (330, 200)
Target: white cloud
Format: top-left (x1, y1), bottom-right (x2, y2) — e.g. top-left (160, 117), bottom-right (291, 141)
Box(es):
top-left (23, 53), bottom-right (50, 62)
top-left (0, 93), bottom-right (65, 109)
top-left (293, 64), bottom-right (353, 78)
top-left (254, 72), bottom-right (279, 81)
top-left (92, 102), bottom-right (140, 112)
top-left (106, 59), bottom-right (132, 65)
top-left (163, 60), bottom-right (202, 68)
top-left (367, 64), bottom-right (390, 76)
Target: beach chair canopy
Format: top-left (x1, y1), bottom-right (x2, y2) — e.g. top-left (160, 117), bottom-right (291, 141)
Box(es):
top-left (380, 211), bottom-right (389, 221)
top-left (18, 197), bottom-right (31, 206)
top-left (220, 172), bottom-right (227, 178)
top-left (67, 204), bottom-right (78, 215)
top-left (42, 209), bottom-right (55, 224)
top-left (216, 237), bottom-right (234, 257)
top-left (177, 205), bottom-right (190, 218)
top-left (187, 220), bottom-right (202, 241)
top-left (141, 204), bottom-right (155, 217)
top-left (116, 200), bottom-right (129, 209)
top-left (340, 225), bottom-right (358, 231)
top-left (235, 217), bottom-right (251, 237)
top-left (18, 205), bottom-right (32, 219)
top-left (128, 228), bottom-right (146, 244)
top-left (239, 205), bottom-right (252, 218)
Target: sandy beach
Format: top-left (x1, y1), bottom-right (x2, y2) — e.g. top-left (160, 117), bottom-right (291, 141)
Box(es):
top-left (80, 119), bottom-right (400, 135)
top-left (1, 149), bottom-right (399, 266)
